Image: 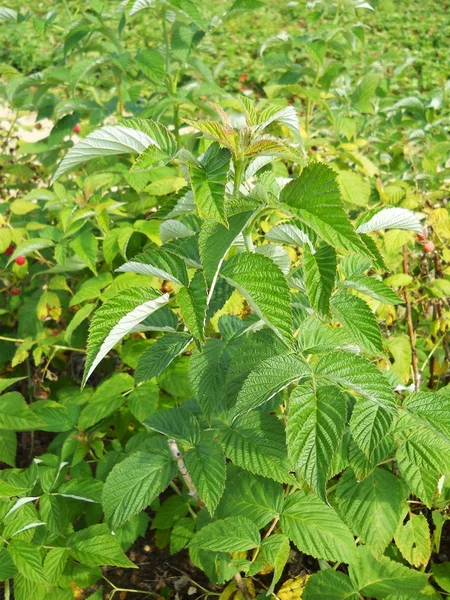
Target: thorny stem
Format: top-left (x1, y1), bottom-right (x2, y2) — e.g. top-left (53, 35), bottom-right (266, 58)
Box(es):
top-left (402, 245), bottom-right (420, 391)
top-left (168, 442), bottom-right (253, 600)
top-left (234, 573), bottom-right (252, 600)
top-left (168, 439), bottom-right (204, 507)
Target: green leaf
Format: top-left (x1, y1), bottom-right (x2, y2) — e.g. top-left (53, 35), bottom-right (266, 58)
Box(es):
top-left (280, 163), bottom-right (366, 255)
top-left (103, 451), bottom-right (176, 528)
top-left (356, 207), bottom-right (422, 234)
top-left (281, 490), bottom-right (356, 563)
top-left (394, 513), bottom-right (431, 568)
top-left (0, 392), bottom-right (43, 430)
top-left (335, 468), bottom-right (407, 557)
top-left (83, 287), bottom-right (170, 386)
top-left (135, 48), bottom-right (165, 84)
top-left (185, 432), bottom-right (226, 515)
top-left (304, 570), bottom-right (359, 600)
top-left (304, 244), bottom-right (336, 317)
top-left (53, 120), bottom-right (175, 181)
top-left (170, 517), bottom-right (196, 554)
top-left (189, 338), bottom-right (234, 419)
top-left (219, 412), bottom-right (291, 482)
top-left (221, 252), bottom-right (293, 345)
top-left (0, 547), bottom-right (16, 581)
top-left (8, 540), bottom-right (46, 583)
top-left (225, 328), bottom-right (288, 406)
top-left (338, 171), bottom-right (370, 207)
top-left (431, 562), bottom-right (450, 593)
top-left (0, 429), bottom-right (17, 466)
top-left (339, 276), bottom-right (403, 305)
top-left (352, 74), bottom-right (379, 113)
top-left (258, 534), bottom-right (291, 593)
top-left (8, 238), bottom-right (54, 264)
top-left (116, 249), bottom-right (189, 286)
top-left (65, 302), bottom-right (96, 345)
top-left (349, 547), bottom-right (430, 597)
top-left (402, 389), bottom-right (450, 441)
top-left (43, 548), bottom-right (69, 584)
top-left (217, 469), bottom-right (283, 528)
top-left (233, 354), bottom-right (311, 416)
top-left (0, 377), bottom-right (26, 394)
top-left (396, 421), bottom-right (450, 507)
top-left (145, 406), bottom-right (200, 445)
top-left (190, 517), bottom-right (260, 552)
top-left (188, 142), bottom-right (231, 225)
top-left (67, 523), bottom-right (136, 567)
top-left (178, 270), bottom-right (207, 341)
top-left (199, 210), bottom-right (254, 292)
top-left (316, 350), bottom-right (395, 410)
top-left (331, 292), bottom-right (383, 354)
top-left (287, 383), bottom-right (347, 499)
top-left (135, 333), bottom-right (192, 383)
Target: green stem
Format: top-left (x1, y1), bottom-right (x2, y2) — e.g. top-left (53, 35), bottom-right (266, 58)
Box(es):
top-left (4, 579), bottom-right (10, 600)
top-left (162, 10), bottom-right (171, 75)
top-left (233, 158), bottom-right (245, 196)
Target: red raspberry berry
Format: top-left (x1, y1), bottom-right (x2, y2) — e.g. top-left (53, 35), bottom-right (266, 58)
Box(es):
top-left (15, 256), bottom-right (26, 266)
top-left (10, 287), bottom-right (20, 295)
top-left (4, 244), bottom-right (14, 255)
top-left (73, 124), bottom-right (81, 134)
top-left (422, 241), bottom-right (435, 253)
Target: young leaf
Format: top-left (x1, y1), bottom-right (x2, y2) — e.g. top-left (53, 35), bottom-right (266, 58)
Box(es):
top-left (103, 452), bottom-right (176, 528)
top-left (281, 490), bottom-right (356, 563)
top-left (190, 517), bottom-right (260, 552)
top-left (67, 523), bottom-right (136, 567)
top-left (187, 142), bottom-right (231, 225)
top-left (185, 432), bottom-right (226, 515)
top-left (221, 252), bottom-right (293, 345)
top-left (304, 244), bottom-right (337, 317)
top-left (116, 249), bottom-right (189, 286)
top-left (83, 287), bottom-right (170, 386)
top-left (280, 163), bottom-right (366, 255)
top-left (335, 468), bottom-right (407, 557)
top-left (135, 333), bottom-right (192, 383)
top-left (178, 270), bottom-right (207, 341)
top-left (287, 383), bottom-right (347, 499)
top-left (331, 292), bottom-right (384, 355)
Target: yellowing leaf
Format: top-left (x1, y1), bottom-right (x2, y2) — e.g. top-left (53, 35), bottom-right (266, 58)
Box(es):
top-left (36, 291), bottom-right (62, 321)
top-left (278, 575), bottom-right (311, 600)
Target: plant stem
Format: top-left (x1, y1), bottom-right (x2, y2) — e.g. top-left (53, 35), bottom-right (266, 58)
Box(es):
top-left (4, 579), bottom-right (10, 600)
top-left (162, 12), bottom-right (170, 73)
top-left (233, 158), bottom-right (245, 196)
top-left (234, 573), bottom-right (252, 600)
top-left (402, 245), bottom-right (420, 391)
top-left (168, 439), bottom-right (204, 507)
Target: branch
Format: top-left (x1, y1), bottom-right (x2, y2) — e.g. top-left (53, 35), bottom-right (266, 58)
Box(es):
top-left (403, 245), bottom-right (420, 391)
